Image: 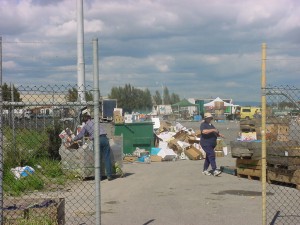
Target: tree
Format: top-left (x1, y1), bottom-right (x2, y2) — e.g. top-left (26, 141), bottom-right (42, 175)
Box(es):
top-left (66, 87), bottom-right (93, 102)
top-left (170, 93), bottom-right (180, 105)
top-left (1, 83), bottom-right (22, 109)
top-left (1, 83), bottom-right (22, 102)
top-left (153, 91), bottom-right (162, 105)
top-left (163, 86), bottom-right (171, 105)
top-left (109, 84), bottom-right (153, 113)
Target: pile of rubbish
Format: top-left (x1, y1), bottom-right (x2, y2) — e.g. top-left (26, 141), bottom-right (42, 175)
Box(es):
top-left (123, 121), bottom-right (210, 163)
top-left (153, 121), bottom-right (205, 161)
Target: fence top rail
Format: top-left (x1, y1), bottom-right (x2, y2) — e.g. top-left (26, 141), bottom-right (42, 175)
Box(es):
top-left (1, 101), bottom-right (94, 107)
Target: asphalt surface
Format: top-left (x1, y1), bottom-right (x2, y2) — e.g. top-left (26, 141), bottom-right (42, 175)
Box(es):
top-left (98, 120), bottom-right (262, 225)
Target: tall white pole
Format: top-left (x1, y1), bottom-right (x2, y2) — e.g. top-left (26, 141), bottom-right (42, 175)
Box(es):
top-left (77, 0), bottom-right (86, 102)
top-left (93, 38), bottom-right (101, 225)
top-left (0, 36), bottom-right (3, 225)
top-left (261, 43), bottom-right (267, 225)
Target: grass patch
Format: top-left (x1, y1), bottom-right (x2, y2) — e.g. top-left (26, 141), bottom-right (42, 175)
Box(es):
top-left (3, 125), bottom-right (80, 196)
top-left (5, 216), bottom-right (58, 225)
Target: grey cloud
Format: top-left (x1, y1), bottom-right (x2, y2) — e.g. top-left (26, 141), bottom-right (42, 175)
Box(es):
top-left (1, 0), bottom-right (300, 102)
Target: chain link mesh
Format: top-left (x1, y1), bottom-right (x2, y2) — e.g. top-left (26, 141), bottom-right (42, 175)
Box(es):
top-left (1, 84), bottom-right (121, 225)
top-left (265, 85), bottom-right (300, 225)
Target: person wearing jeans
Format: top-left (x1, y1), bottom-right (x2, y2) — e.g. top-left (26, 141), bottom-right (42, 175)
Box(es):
top-left (200, 112), bottom-right (225, 176)
top-left (99, 134), bottom-right (112, 180)
top-left (70, 112), bottom-right (113, 181)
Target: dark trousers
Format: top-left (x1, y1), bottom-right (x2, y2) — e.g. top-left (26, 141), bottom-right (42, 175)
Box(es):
top-left (100, 136), bottom-right (112, 177)
top-left (202, 145), bottom-right (217, 171)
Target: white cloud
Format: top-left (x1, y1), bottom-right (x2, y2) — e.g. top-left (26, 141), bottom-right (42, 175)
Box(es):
top-left (0, 0), bottom-right (300, 102)
top-left (3, 60), bottom-right (18, 69)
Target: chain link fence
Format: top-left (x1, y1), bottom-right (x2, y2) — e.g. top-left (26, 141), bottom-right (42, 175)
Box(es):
top-left (264, 85), bottom-right (300, 225)
top-left (0, 84), bottom-right (122, 225)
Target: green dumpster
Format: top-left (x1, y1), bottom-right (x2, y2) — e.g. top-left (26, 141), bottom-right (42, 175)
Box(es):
top-left (114, 122), bottom-right (154, 155)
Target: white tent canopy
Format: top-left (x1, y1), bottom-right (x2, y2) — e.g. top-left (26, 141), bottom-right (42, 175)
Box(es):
top-left (204, 97), bottom-right (235, 107)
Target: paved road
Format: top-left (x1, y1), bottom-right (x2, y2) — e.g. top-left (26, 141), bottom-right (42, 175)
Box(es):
top-left (99, 157), bottom-right (262, 225)
top-left (97, 120), bottom-right (262, 225)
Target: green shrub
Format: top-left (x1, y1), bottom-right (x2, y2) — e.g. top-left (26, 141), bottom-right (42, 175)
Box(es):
top-left (4, 127), bottom-right (48, 168)
top-left (2, 124), bottom-right (80, 196)
top-left (46, 123), bottom-right (63, 160)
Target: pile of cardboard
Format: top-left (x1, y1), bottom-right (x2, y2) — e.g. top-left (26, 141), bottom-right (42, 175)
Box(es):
top-left (120, 120), bottom-right (227, 163)
top-left (153, 121), bottom-right (205, 161)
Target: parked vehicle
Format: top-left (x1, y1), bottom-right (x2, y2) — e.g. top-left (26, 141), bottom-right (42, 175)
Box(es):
top-left (100, 99), bottom-right (117, 122)
top-left (239, 106), bottom-right (261, 120)
top-left (11, 109), bottom-right (33, 120)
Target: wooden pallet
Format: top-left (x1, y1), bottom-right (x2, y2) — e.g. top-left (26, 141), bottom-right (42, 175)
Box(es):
top-left (267, 156), bottom-right (300, 170)
top-left (267, 168), bottom-right (300, 190)
top-left (237, 168), bottom-right (261, 181)
top-left (236, 158), bottom-right (262, 170)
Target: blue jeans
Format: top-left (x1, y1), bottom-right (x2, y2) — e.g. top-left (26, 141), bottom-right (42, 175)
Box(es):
top-left (100, 136), bottom-right (112, 177)
top-left (202, 145), bottom-right (217, 171)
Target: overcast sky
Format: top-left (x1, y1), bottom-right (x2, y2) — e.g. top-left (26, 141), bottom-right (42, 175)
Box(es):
top-left (1, 0), bottom-right (300, 104)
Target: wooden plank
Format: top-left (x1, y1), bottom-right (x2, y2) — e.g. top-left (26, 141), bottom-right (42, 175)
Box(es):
top-left (236, 158), bottom-right (262, 165)
top-left (267, 156), bottom-right (300, 170)
top-left (267, 169), bottom-right (300, 189)
top-left (237, 168), bottom-right (262, 178)
top-left (231, 147), bottom-right (253, 158)
top-left (237, 173), bottom-right (261, 181)
top-left (267, 147), bottom-right (300, 157)
top-left (236, 159), bottom-right (262, 170)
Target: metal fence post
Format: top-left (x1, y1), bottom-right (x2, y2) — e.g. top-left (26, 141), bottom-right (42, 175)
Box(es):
top-left (261, 43), bottom-right (267, 225)
top-left (93, 38), bottom-right (101, 225)
top-left (0, 35), bottom-right (3, 225)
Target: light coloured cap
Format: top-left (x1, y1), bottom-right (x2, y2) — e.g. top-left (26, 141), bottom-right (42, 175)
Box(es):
top-left (82, 108), bottom-right (91, 116)
top-left (204, 112), bottom-right (213, 119)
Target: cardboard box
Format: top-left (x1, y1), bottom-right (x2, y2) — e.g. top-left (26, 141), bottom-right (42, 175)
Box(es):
top-left (114, 115), bottom-right (124, 124)
top-left (241, 132), bottom-right (257, 141)
top-left (195, 130), bottom-right (201, 137)
top-left (157, 148), bottom-right (177, 161)
top-left (215, 139), bottom-right (224, 151)
top-left (277, 134), bottom-right (289, 142)
top-left (173, 130), bottom-right (188, 141)
top-left (151, 147), bottom-right (161, 155)
top-left (184, 146), bottom-right (203, 160)
top-left (123, 156), bottom-right (138, 162)
top-left (151, 155), bottom-right (162, 162)
top-left (159, 121), bottom-right (172, 132)
top-left (113, 110), bottom-right (121, 116)
top-left (188, 136), bottom-right (200, 144)
top-left (215, 150), bottom-right (224, 157)
top-left (277, 125), bottom-right (289, 136)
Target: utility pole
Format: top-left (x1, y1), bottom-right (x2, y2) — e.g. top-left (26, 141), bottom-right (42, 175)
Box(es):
top-left (0, 35), bottom-right (3, 225)
top-left (77, 0), bottom-right (86, 103)
top-left (261, 43), bottom-right (267, 225)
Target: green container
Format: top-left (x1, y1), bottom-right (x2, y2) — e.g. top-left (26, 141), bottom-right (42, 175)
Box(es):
top-left (114, 122), bottom-right (154, 155)
top-left (195, 100), bottom-right (204, 114)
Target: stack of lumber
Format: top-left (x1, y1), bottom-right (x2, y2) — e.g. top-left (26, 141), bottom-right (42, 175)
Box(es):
top-left (240, 119), bottom-right (260, 140)
top-left (236, 158), bottom-right (262, 180)
top-left (230, 141), bottom-right (261, 160)
top-left (215, 139), bottom-right (225, 157)
top-left (230, 119), bottom-right (261, 159)
top-left (267, 141), bottom-right (300, 189)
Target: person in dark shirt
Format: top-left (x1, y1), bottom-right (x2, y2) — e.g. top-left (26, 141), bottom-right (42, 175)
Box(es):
top-left (70, 112), bottom-right (113, 181)
top-left (200, 113), bottom-right (225, 176)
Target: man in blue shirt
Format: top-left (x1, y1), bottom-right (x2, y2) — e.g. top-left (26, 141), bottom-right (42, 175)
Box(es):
top-left (200, 113), bottom-right (224, 176)
top-left (71, 112), bottom-right (113, 181)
